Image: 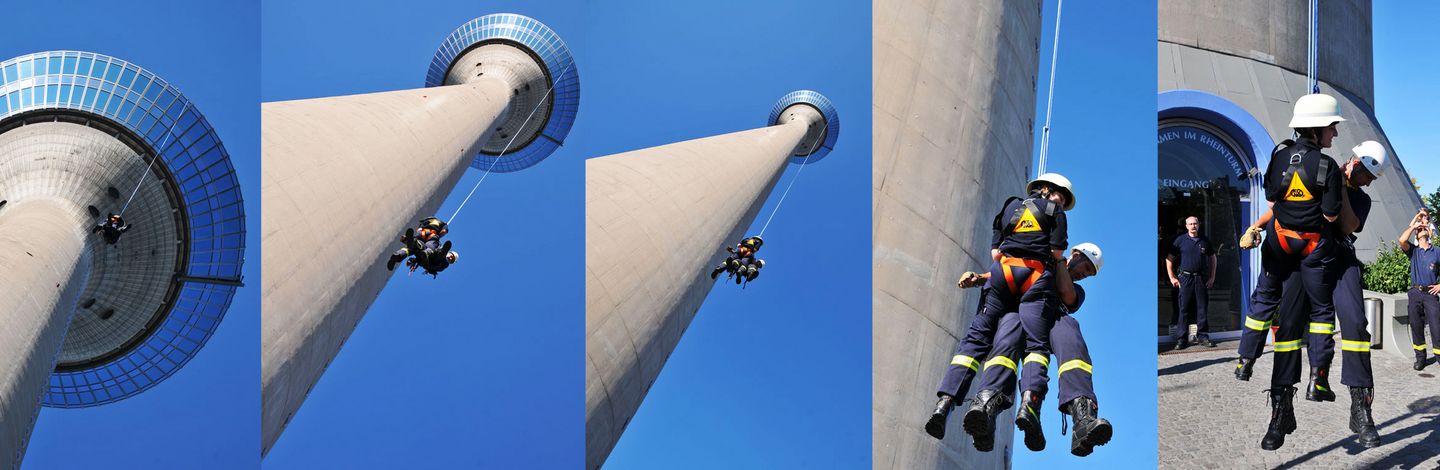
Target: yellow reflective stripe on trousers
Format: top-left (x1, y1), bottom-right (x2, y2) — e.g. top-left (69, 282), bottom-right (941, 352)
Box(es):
top-left (1432, 348), bottom-right (1440, 355)
top-left (1273, 339), bottom-right (1301, 352)
top-left (1308, 322), bottom-right (1335, 334)
top-left (1415, 344), bottom-right (1427, 351)
top-left (1342, 340), bottom-right (1371, 352)
top-left (1024, 353), bottom-right (1050, 368)
top-left (1244, 316), bottom-right (1272, 331)
top-left (951, 354), bottom-right (979, 371)
top-left (984, 355), bottom-right (1017, 371)
top-left (1058, 359), bottom-right (1092, 375)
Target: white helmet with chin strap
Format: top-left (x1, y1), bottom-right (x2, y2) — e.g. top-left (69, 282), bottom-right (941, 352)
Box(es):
top-left (1071, 242), bottom-right (1103, 274)
top-left (1289, 93), bottom-right (1346, 129)
top-left (1026, 172), bottom-right (1077, 211)
top-left (1351, 140), bottom-right (1388, 177)
top-left (447, 251), bottom-right (460, 263)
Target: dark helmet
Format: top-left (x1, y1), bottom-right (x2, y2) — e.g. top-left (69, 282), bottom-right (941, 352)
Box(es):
top-left (741, 236), bottom-right (763, 250)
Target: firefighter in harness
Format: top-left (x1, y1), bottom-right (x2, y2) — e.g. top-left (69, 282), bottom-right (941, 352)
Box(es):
top-left (923, 172), bottom-right (1074, 451)
top-left (92, 213), bottom-right (131, 245)
top-left (1231, 94), bottom-right (1382, 450)
top-left (387, 216), bottom-right (457, 276)
top-left (710, 235), bottom-right (766, 285)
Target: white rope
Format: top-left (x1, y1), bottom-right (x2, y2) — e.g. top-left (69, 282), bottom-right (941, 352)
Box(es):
top-left (446, 62), bottom-right (571, 224)
top-left (756, 121), bottom-right (825, 237)
top-left (120, 102), bottom-right (190, 216)
top-left (1037, 0), bottom-right (1063, 177)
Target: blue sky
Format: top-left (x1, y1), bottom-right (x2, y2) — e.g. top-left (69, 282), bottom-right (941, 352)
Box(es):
top-left (584, 0), bottom-right (864, 467)
top-left (589, 1), bottom-right (871, 468)
top-left (1013, 0), bottom-right (1159, 467)
top-left (260, 0), bottom-right (584, 468)
top-left (1373, 3), bottom-right (1439, 196)
top-left (5, 1), bottom-right (260, 468)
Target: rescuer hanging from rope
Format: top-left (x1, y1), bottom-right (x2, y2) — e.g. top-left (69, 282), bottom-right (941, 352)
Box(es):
top-left (387, 216), bottom-right (455, 275)
top-left (1231, 95), bottom-right (1383, 451)
top-left (923, 173), bottom-right (1075, 451)
top-left (709, 235), bottom-right (766, 285)
top-left (960, 242), bottom-right (1113, 456)
top-left (91, 213), bottom-right (131, 245)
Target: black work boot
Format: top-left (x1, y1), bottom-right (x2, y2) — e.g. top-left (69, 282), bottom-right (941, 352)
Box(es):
top-left (1015, 391), bottom-right (1046, 451)
top-left (710, 264), bottom-right (725, 280)
top-left (924, 395), bottom-right (954, 440)
top-left (1173, 335), bottom-right (1190, 351)
top-left (961, 389), bottom-right (1012, 452)
top-left (1415, 352), bottom-right (1427, 371)
top-left (1198, 334), bottom-right (1216, 348)
top-left (1067, 396), bottom-right (1111, 457)
top-left (1235, 357), bottom-right (1255, 381)
top-left (1261, 387), bottom-right (1297, 450)
top-left (1306, 367), bottom-right (1336, 402)
top-left (386, 251), bottom-right (407, 271)
top-left (1349, 387), bottom-right (1381, 448)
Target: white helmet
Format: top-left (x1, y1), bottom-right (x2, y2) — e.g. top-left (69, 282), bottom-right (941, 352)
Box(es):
top-left (1288, 94), bottom-right (1346, 129)
top-left (1026, 172), bottom-right (1076, 211)
top-left (1351, 140), bottom-right (1388, 177)
top-left (1071, 242), bottom-right (1103, 273)
top-left (447, 251), bottom-right (460, 263)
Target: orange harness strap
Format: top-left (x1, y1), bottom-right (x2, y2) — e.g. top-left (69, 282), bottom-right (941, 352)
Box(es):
top-left (1000, 256), bottom-right (1046, 295)
top-left (1273, 220), bottom-right (1320, 256)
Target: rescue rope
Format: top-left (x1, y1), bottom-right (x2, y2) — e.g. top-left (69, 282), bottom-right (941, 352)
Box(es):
top-left (120, 102), bottom-right (190, 216)
top-left (445, 62), bottom-right (572, 224)
top-left (1036, 0), bottom-right (1063, 176)
top-left (1307, 0), bottom-right (1318, 94)
top-left (756, 119), bottom-right (826, 237)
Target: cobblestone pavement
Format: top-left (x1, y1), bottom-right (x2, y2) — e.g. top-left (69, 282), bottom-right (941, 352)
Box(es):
top-left (1159, 343), bottom-right (1440, 469)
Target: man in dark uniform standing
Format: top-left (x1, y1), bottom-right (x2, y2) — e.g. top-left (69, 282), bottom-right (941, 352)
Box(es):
top-left (1398, 209), bottom-right (1440, 370)
top-left (1167, 216), bottom-right (1217, 348)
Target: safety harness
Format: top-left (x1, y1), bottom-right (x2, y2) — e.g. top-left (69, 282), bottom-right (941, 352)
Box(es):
top-left (1000, 256), bottom-right (1046, 296)
top-left (1270, 140), bottom-right (1329, 256)
top-left (996, 197), bottom-right (1057, 295)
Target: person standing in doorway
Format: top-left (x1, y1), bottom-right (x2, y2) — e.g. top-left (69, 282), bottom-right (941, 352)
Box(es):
top-left (1167, 216), bottom-right (1217, 349)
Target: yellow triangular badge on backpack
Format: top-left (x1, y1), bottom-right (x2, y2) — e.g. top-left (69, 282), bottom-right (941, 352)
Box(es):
top-left (1284, 172), bottom-right (1313, 201)
top-left (1014, 208), bottom-right (1042, 233)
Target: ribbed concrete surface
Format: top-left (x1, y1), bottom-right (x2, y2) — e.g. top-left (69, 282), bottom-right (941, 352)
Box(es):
top-left (1158, 42), bottom-right (1422, 263)
top-left (1159, 0), bottom-right (1374, 107)
top-left (260, 79), bottom-right (509, 454)
top-left (873, 0), bottom-right (1040, 468)
top-left (0, 199), bottom-right (91, 469)
top-left (585, 117), bottom-right (813, 469)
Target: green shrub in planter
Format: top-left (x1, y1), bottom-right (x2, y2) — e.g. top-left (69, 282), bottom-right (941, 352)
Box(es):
top-left (1363, 242), bottom-right (1410, 295)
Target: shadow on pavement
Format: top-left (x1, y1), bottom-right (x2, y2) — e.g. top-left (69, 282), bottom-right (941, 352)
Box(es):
top-left (1273, 396), bottom-right (1440, 469)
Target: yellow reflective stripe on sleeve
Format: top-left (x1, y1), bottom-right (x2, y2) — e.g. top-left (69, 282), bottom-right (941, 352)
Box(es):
top-left (1308, 322), bottom-right (1335, 334)
top-left (1342, 340), bottom-right (1371, 352)
top-left (1273, 340), bottom-right (1302, 352)
top-left (984, 356), bottom-right (1017, 371)
top-left (1415, 344), bottom-right (1427, 351)
top-left (1432, 348), bottom-right (1440, 355)
top-left (950, 355), bottom-right (979, 372)
top-left (1058, 359), bottom-right (1092, 375)
top-left (1023, 353), bottom-right (1050, 368)
top-left (1245, 316), bottom-right (1272, 331)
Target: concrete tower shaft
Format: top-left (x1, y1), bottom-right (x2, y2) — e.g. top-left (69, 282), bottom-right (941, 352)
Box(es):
top-left (873, 0), bottom-right (1040, 468)
top-left (0, 199), bottom-right (91, 468)
top-left (260, 79), bottom-right (511, 453)
top-left (1159, 0), bottom-right (1373, 105)
top-left (260, 13), bottom-right (577, 455)
top-left (585, 92), bottom-right (837, 469)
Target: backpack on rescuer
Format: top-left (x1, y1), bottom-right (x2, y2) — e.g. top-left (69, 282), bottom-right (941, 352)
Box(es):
top-left (1001, 196), bottom-right (1057, 237)
top-left (1272, 139), bottom-right (1330, 203)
